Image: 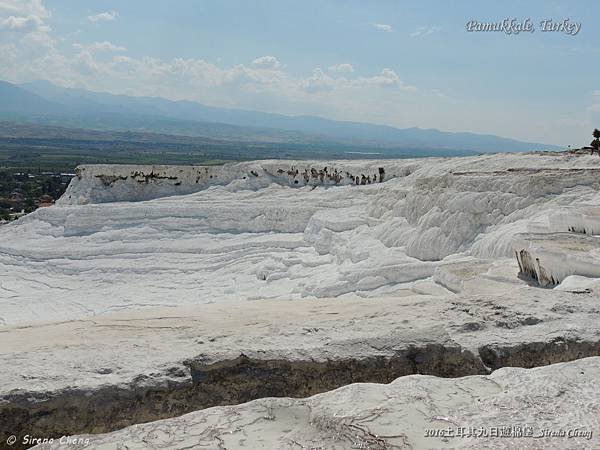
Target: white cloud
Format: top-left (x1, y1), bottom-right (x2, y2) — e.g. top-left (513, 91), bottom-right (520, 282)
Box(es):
top-left (0, 2), bottom-right (19, 13)
top-left (74, 41), bottom-right (127, 53)
top-left (362, 68), bottom-right (416, 90)
top-left (374, 68), bottom-right (401, 87)
top-left (250, 55), bottom-right (284, 70)
top-left (373, 23), bottom-right (392, 33)
top-left (1, 14), bottom-right (44, 31)
top-left (302, 68), bottom-right (336, 93)
top-left (411, 26), bottom-right (441, 37)
top-left (301, 67), bottom-right (416, 94)
top-left (87, 10), bottom-right (118, 23)
top-left (328, 63), bottom-right (354, 73)
top-left (0, 0), bottom-right (54, 74)
top-left (0, 0), bottom-right (49, 34)
top-left (0, 1), bottom-right (49, 18)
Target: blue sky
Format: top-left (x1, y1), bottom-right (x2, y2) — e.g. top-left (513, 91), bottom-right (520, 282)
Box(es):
top-left (1, 0), bottom-right (599, 145)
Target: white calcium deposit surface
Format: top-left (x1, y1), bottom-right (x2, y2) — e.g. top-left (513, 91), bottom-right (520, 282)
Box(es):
top-left (1, 152), bottom-right (600, 327)
top-left (39, 357), bottom-right (600, 450)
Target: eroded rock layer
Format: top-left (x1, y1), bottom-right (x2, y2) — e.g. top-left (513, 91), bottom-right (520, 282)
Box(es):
top-left (36, 357), bottom-right (600, 449)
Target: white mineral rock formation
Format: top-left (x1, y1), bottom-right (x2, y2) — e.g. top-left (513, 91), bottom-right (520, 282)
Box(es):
top-left (1, 151), bottom-right (599, 449)
top-left (2, 153), bottom-right (600, 327)
top-left (36, 357), bottom-right (600, 450)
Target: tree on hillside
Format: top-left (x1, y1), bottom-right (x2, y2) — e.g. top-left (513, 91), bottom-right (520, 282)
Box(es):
top-left (591, 129), bottom-right (600, 155)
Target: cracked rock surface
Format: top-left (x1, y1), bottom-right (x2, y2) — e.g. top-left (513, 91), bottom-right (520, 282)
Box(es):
top-left (36, 357), bottom-right (600, 449)
top-left (2, 285), bottom-right (600, 445)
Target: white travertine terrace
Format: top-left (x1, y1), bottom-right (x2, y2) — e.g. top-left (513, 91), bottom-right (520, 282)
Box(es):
top-left (2, 153), bottom-right (600, 326)
top-left (1, 151), bottom-right (600, 449)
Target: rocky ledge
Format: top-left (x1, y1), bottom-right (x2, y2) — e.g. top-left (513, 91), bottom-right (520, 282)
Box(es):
top-left (2, 280), bottom-right (600, 448)
top-left (34, 357), bottom-right (600, 449)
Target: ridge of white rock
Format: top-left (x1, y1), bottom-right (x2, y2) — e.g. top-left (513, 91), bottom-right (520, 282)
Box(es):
top-left (58, 161), bottom-right (405, 205)
top-left (36, 357), bottom-right (600, 450)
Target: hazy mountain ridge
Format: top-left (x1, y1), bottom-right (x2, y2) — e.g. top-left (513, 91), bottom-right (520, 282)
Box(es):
top-left (0, 79), bottom-right (561, 154)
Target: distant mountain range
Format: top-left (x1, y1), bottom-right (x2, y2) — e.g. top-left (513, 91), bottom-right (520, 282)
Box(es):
top-left (0, 79), bottom-right (561, 155)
